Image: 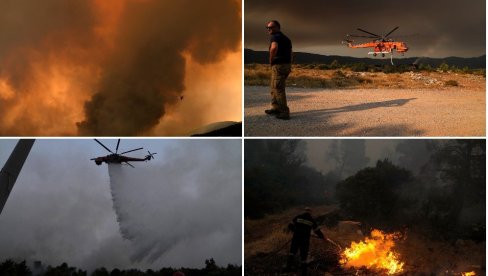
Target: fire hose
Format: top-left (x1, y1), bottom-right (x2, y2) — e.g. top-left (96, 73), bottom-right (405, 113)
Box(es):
top-left (311, 235), bottom-right (342, 251)
top-left (326, 237), bottom-right (342, 251)
top-left (264, 235), bottom-right (342, 261)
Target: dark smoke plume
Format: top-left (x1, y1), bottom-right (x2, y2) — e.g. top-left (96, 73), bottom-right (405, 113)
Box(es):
top-left (77, 0), bottom-right (241, 135)
top-left (0, 0), bottom-right (241, 136)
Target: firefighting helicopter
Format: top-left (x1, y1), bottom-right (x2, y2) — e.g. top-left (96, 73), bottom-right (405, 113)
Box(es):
top-left (343, 26), bottom-right (409, 65)
top-left (90, 139), bottom-right (156, 168)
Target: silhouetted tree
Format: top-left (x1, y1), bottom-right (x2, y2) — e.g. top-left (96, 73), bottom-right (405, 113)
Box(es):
top-left (245, 140), bottom-right (328, 218)
top-left (423, 140), bottom-right (486, 236)
top-left (336, 159), bottom-right (413, 227)
top-left (0, 259), bottom-right (31, 276)
top-left (45, 262), bottom-right (86, 276)
top-left (92, 267), bottom-right (109, 276)
top-left (205, 258), bottom-right (218, 272)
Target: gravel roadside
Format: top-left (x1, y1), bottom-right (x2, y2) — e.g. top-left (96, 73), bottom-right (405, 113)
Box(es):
top-left (244, 86), bottom-right (485, 137)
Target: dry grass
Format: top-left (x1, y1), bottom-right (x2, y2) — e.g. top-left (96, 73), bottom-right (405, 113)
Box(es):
top-left (244, 64), bottom-right (486, 90)
top-left (245, 205), bottom-right (336, 259)
top-left (245, 204), bottom-right (486, 275)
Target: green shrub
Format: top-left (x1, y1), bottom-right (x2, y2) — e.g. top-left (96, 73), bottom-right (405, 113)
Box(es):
top-left (438, 62), bottom-right (450, 72)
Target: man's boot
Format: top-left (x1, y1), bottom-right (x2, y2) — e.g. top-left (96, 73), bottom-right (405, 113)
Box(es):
top-left (276, 112), bottom-right (290, 120)
top-left (265, 109), bottom-right (279, 115)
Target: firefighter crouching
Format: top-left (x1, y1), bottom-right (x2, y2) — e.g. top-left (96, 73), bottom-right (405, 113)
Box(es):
top-left (286, 207), bottom-right (325, 275)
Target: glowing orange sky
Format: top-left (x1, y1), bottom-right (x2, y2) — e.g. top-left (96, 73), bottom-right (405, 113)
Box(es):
top-left (0, 0), bottom-right (242, 136)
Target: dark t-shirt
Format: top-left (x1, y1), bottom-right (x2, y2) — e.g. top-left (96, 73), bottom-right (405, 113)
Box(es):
top-left (270, 32), bottom-right (292, 65)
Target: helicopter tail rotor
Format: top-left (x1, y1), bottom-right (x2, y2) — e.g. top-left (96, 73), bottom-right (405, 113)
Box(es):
top-left (145, 151), bottom-right (157, 161)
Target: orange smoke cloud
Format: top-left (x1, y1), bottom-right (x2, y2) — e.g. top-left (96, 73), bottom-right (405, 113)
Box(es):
top-left (0, 0), bottom-right (241, 136)
top-left (154, 49), bottom-right (242, 135)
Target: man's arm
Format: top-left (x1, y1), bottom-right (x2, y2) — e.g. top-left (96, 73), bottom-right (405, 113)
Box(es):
top-left (312, 219), bottom-right (325, 239)
top-left (314, 227), bottom-right (325, 240)
top-left (269, 41), bottom-right (278, 65)
top-left (288, 216), bottom-right (297, 232)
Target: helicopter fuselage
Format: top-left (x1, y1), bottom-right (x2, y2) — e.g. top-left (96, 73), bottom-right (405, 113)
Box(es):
top-left (92, 154), bottom-right (150, 165)
top-left (345, 40), bottom-right (408, 55)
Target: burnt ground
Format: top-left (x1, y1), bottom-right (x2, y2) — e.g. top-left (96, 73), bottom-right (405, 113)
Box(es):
top-left (244, 206), bottom-right (485, 276)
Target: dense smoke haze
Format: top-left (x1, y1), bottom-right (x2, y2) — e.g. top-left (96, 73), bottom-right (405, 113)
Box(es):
top-left (107, 141), bottom-right (241, 265)
top-left (306, 140), bottom-right (430, 176)
top-left (245, 0), bottom-right (485, 57)
top-left (0, 0), bottom-right (241, 136)
top-left (0, 139), bottom-right (242, 270)
top-left (247, 139), bottom-right (484, 237)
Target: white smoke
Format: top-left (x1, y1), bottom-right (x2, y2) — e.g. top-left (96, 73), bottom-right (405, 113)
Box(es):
top-left (107, 140), bottom-right (241, 267)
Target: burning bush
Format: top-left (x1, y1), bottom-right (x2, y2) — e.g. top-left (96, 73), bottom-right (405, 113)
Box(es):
top-left (340, 229), bottom-right (405, 275)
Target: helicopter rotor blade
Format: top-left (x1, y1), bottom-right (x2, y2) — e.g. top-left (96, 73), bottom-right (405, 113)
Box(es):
top-left (357, 28), bottom-right (381, 37)
top-left (120, 147), bottom-right (143, 155)
top-left (94, 139), bottom-right (114, 154)
top-left (115, 139), bottom-right (121, 154)
top-left (125, 162), bottom-right (135, 168)
top-left (348, 34), bottom-right (380, 38)
top-left (384, 26), bottom-right (399, 38)
top-left (389, 33), bottom-right (420, 39)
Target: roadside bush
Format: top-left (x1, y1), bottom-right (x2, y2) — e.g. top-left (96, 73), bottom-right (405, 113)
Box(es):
top-left (438, 62), bottom-right (450, 72)
top-left (444, 80), bottom-right (459, 86)
top-left (317, 64), bottom-right (329, 70)
top-left (350, 62), bottom-right (367, 72)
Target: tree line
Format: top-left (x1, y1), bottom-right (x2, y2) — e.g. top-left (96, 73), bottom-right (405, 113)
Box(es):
top-left (245, 140), bottom-right (485, 240)
top-left (0, 258), bottom-right (241, 276)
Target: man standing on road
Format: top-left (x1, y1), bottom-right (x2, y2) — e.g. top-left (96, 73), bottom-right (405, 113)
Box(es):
top-left (286, 207), bottom-right (325, 275)
top-left (266, 20), bottom-right (292, 120)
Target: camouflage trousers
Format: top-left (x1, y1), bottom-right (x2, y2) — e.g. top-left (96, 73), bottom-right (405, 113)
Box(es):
top-left (270, 64), bottom-right (291, 114)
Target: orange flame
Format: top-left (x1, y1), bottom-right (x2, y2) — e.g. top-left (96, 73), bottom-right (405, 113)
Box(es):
top-left (340, 229), bottom-right (404, 275)
top-left (462, 272), bottom-right (476, 276)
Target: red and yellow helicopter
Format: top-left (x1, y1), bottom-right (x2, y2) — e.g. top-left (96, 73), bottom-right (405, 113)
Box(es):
top-left (343, 27), bottom-right (409, 64)
top-left (90, 139), bottom-right (156, 168)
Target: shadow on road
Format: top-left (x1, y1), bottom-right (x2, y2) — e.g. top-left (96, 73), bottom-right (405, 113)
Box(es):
top-left (292, 98), bottom-right (417, 118)
top-left (244, 98), bottom-right (423, 136)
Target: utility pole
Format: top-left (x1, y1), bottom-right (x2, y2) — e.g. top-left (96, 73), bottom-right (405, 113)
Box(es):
top-left (0, 139), bottom-right (35, 215)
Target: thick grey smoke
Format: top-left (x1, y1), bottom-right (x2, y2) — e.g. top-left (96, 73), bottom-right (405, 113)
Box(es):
top-left (107, 140), bottom-right (241, 266)
top-left (0, 139), bottom-right (241, 270)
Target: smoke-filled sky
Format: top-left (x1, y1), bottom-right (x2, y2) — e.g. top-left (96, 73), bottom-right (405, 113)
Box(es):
top-left (0, 0), bottom-right (241, 136)
top-left (245, 0), bottom-right (485, 58)
top-left (306, 139), bottom-right (428, 174)
top-left (0, 139), bottom-right (241, 271)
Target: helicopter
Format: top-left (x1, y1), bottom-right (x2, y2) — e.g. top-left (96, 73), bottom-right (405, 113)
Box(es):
top-left (343, 26), bottom-right (409, 64)
top-left (90, 139), bottom-right (156, 168)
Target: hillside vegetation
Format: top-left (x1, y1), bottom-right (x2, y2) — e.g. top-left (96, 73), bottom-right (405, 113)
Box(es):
top-left (245, 63), bottom-right (485, 89)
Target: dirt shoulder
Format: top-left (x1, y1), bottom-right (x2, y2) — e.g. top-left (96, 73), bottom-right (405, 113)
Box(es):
top-left (245, 85), bottom-right (485, 137)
